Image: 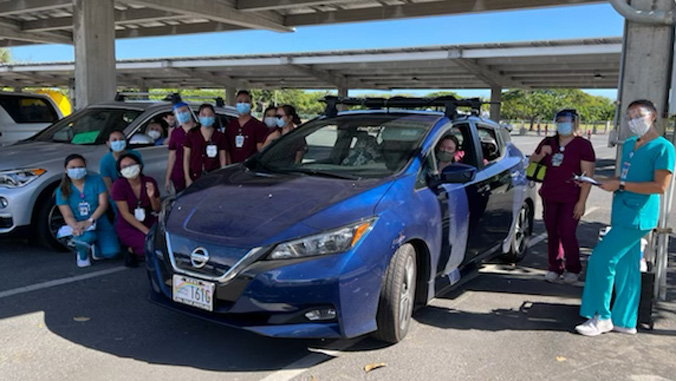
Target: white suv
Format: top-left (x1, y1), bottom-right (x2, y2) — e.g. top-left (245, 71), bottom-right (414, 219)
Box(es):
top-left (0, 92), bottom-right (62, 146)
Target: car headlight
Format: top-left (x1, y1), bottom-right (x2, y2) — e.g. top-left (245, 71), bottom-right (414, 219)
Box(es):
top-left (0, 168), bottom-right (47, 188)
top-left (268, 218), bottom-right (376, 260)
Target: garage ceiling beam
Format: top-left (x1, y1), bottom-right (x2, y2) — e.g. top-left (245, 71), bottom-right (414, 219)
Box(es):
top-left (237, 0), bottom-right (358, 12)
top-left (23, 8), bottom-right (184, 32)
top-left (0, 24), bottom-right (72, 45)
top-left (128, 0), bottom-right (292, 33)
top-left (286, 0), bottom-right (603, 26)
top-left (115, 22), bottom-right (241, 39)
top-left (171, 67), bottom-right (252, 89)
top-left (0, 0), bottom-right (71, 16)
top-left (453, 58), bottom-right (526, 88)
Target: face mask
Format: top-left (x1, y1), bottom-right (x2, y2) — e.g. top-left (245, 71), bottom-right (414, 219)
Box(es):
top-left (110, 140), bottom-right (126, 153)
top-left (147, 130), bottom-right (161, 140)
top-left (264, 117), bottom-right (277, 128)
top-left (556, 122), bottom-right (573, 136)
top-left (276, 117), bottom-right (286, 128)
top-left (176, 111), bottom-right (192, 125)
top-left (437, 150), bottom-right (454, 163)
top-left (628, 117), bottom-right (652, 137)
top-left (199, 116), bottom-right (215, 127)
top-left (236, 102), bottom-right (251, 115)
top-left (67, 167), bottom-right (87, 180)
top-left (120, 164), bottom-right (141, 179)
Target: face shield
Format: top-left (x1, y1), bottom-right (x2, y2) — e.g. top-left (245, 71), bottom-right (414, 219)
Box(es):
top-left (172, 102), bottom-right (195, 126)
top-left (554, 110), bottom-right (578, 136)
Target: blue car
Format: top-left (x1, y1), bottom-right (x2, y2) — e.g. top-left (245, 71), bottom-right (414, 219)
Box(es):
top-left (145, 97), bottom-right (535, 343)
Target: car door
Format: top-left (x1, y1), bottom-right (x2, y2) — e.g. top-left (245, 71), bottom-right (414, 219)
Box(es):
top-left (464, 122), bottom-right (512, 260)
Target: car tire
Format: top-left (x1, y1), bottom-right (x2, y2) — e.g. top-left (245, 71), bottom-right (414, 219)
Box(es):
top-left (501, 202), bottom-right (532, 264)
top-left (373, 243), bottom-right (417, 344)
top-left (36, 194), bottom-right (68, 252)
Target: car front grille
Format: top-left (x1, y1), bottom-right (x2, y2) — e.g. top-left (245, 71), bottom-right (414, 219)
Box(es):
top-left (167, 234), bottom-right (251, 279)
top-left (0, 216), bottom-right (13, 229)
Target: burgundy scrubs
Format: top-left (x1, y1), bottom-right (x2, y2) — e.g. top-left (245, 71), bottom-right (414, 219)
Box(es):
top-left (536, 135), bottom-right (596, 275)
top-left (111, 175), bottom-right (159, 257)
top-left (183, 128), bottom-right (228, 181)
top-left (168, 127), bottom-right (192, 192)
top-left (225, 117), bottom-right (268, 163)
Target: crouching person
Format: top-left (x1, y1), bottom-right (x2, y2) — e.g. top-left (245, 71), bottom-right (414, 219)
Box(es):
top-left (111, 153), bottom-right (160, 268)
top-left (56, 154), bottom-right (120, 268)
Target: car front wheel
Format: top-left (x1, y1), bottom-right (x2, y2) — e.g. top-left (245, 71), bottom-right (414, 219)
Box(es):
top-left (501, 202), bottom-right (532, 264)
top-left (373, 243), bottom-right (417, 343)
top-left (36, 195), bottom-right (68, 252)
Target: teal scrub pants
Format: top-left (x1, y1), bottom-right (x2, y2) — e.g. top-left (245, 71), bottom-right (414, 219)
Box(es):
top-left (70, 218), bottom-right (120, 261)
top-left (580, 225), bottom-right (651, 329)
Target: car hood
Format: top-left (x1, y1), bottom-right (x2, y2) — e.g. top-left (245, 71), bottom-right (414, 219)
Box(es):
top-left (166, 165), bottom-right (394, 248)
top-left (0, 141), bottom-right (99, 170)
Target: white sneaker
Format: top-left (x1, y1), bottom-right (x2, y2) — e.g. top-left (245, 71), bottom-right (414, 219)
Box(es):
top-left (91, 245), bottom-right (102, 261)
top-left (575, 315), bottom-right (613, 336)
top-left (544, 271), bottom-right (560, 282)
top-left (562, 272), bottom-right (579, 284)
top-left (613, 326), bottom-right (637, 335)
top-left (76, 256), bottom-right (91, 268)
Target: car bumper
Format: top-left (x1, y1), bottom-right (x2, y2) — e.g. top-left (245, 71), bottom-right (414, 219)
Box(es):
top-left (145, 222), bottom-right (391, 339)
top-left (0, 185), bottom-right (37, 234)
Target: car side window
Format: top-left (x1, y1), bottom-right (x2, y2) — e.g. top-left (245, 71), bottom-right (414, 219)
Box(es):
top-left (415, 122), bottom-right (477, 189)
top-left (0, 95), bottom-right (59, 123)
top-left (476, 125), bottom-right (502, 164)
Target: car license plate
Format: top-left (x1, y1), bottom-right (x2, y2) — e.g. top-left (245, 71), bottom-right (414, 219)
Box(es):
top-left (172, 274), bottom-right (215, 312)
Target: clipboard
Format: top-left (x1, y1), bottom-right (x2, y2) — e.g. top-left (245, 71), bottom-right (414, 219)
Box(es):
top-left (571, 173), bottom-right (601, 186)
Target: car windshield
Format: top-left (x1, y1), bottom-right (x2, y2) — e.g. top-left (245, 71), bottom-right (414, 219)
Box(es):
top-left (31, 107), bottom-right (142, 145)
top-left (251, 114), bottom-right (439, 179)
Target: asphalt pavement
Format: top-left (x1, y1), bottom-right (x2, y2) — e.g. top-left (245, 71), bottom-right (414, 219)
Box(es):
top-left (1, 134), bottom-right (675, 381)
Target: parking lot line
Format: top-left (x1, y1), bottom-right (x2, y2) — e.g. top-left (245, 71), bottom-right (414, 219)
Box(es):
top-left (0, 267), bottom-right (127, 300)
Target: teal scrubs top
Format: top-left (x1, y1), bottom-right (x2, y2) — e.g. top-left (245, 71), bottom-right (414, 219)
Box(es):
top-left (56, 174), bottom-right (107, 222)
top-left (611, 136), bottom-right (675, 230)
top-left (99, 149), bottom-right (143, 182)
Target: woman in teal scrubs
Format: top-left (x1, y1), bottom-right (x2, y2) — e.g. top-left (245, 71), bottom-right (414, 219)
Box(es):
top-left (56, 154), bottom-right (120, 267)
top-left (576, 100), bottom-right (675, 336)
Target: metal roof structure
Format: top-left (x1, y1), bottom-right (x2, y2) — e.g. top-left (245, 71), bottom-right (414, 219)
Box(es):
top-left (0, 37), bottom-right (622, 90)
top-left (0, 0), bottom-right (604, 47)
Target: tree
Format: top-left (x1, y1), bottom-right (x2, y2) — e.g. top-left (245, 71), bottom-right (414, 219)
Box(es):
top-left (0, 48), bottom-right (9, 63)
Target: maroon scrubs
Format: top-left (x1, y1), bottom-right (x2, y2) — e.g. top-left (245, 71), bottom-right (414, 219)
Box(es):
top-left (225, 117), bottom-right (267, 163)
top-left (168, 127), bottom-right (192, 192)
top-left (536, 135), bottom-right (596, 274)
top-left (111, 175), bottom-right (159, 257)
top-left (183, 128), bottom-right (228, 181)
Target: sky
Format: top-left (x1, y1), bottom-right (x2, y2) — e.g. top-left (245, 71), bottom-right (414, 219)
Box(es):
top-left (10, 3), bottom-right (624, 99)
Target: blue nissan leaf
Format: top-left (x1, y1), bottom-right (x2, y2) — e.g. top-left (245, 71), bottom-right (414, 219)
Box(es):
top-left (145, 97), bottom-right (535, 343)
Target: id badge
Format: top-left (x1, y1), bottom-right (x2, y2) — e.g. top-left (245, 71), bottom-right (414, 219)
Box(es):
top-left (235, 134), bottom-right (245, 148)
top-left (551, 153), bottom-right (564, 167)
top-left (134, 207), bottom-right (146, 222)
top-left (206, 144), bottom-right (217, 158)
top-left (78, 202), bottom-right (91, 217)
top-left (620, 161), bottom-right (631, 181)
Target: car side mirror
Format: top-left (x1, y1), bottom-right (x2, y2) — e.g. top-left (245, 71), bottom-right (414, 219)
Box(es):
top-left (129, 133), bottom-right (154, 146)
top-left (439, 163), bottom-right (476, 184)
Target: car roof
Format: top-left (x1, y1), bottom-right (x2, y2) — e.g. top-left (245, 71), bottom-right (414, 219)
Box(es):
top-left (331, 109), bottom-right (502, 129)
top-left (87, 100), bottom-right (238, 115)
top-left (0, 91), bottom-right (52, 99)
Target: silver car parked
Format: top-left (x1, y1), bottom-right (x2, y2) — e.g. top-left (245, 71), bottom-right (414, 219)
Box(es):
top-left (0, 99), bottom-right (237, 250)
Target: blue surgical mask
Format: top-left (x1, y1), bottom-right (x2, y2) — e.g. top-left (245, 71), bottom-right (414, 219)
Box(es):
top-left (199, 116), bottom-right (215, 127)
top-left (110, 140), bottom-right (126, 153)
top-left (67, 167), bottom-right (87, 180)
top-left (556, 122), bottom-right (573, 136)
top-left (176, 111), bottom-right (192, 125)
top-left (236, 102), bottom-right (251, 115)
top-left (264, 117), bottom-right (277, 128)
top-left (276, 117), bottom-right (286, 128)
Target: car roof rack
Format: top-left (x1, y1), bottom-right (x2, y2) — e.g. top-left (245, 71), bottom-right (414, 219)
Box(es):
top-left (320, 95), bottom-right (486, 119)
top-left (115, 91), bottom-right (226, 107)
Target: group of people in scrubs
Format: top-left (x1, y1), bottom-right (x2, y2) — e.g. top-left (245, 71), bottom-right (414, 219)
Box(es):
top-left (531, 100), bottom-right (674, 337)
top-left (56, 89), bottom-right (303, 269)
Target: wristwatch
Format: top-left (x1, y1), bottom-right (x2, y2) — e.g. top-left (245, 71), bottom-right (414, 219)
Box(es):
top-left (619, 181), bottom-right (626, 192)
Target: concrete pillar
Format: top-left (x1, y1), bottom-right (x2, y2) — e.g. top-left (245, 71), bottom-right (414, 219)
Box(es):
top-left (225, 87), bottom-right (236, 106)
top-left (12, 86), bottom-right (21, 93)
top-left (139, 81), bottom-right (148, 100)
top-left (67, 78), bottom-right (76, 110)
top-left (73, 0), bottom-right (116, 109)
top-left (616, 0), bottom-right (674, 140)
top-left (489, 86), bottom-right (502, 122)
top-left (337, 87), bottom-right (348, 111)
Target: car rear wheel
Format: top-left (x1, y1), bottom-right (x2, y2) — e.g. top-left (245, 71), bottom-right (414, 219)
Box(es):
top-left (36, 196), bottom-right (68, 252)
top-left (501, 202), bottom-right (531, 264)
top-left (373, 243), bottom-right (417, 343)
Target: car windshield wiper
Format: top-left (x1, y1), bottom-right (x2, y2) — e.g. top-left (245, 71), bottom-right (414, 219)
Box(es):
top-left (281, 168), bottom-right (360, 180)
